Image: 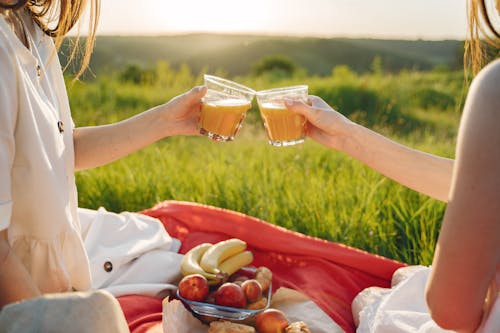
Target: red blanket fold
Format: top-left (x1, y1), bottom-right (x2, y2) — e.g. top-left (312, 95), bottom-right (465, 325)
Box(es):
top-left (117, 200), bottom-right (405, 333)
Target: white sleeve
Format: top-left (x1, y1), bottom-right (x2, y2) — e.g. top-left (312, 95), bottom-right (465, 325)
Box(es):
top-left (0, 38), bottom-right (19, 231)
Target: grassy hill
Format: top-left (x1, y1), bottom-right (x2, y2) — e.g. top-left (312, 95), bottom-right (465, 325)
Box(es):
top-left (70, 67), bottom-right (462, 265)
top-left (62, 34), bottom-right (463, 78)
top-left (65, 33), bottom-right (467, 265)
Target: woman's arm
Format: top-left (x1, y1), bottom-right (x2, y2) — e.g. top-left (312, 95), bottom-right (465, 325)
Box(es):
top-left (425, 60), bottom-right (500, 332)
top-left (0, 230), bottom-right (41, 308)
top-left (73, 86), bottom-right (205, 171)
top-left (286, 97), bottom-right (454, 202)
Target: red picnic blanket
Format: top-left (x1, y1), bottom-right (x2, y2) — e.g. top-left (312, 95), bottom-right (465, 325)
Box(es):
top-left (117, 200), bottom-right (405, 333)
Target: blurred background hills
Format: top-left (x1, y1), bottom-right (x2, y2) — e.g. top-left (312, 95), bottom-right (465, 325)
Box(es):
top-left (61, 34), bottom-right (463, 78)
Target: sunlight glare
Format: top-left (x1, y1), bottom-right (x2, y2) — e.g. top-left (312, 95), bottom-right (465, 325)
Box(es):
top-left (91, 0), bottom-right (466, 39)
top-left (155, 0), bottom-right (272, 34)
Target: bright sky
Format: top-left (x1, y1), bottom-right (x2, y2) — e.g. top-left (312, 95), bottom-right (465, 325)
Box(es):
top-left (93, 0), bottom-right (467, 39)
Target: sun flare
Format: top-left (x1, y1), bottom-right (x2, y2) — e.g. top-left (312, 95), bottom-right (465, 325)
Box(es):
top-left (77, 0), bottom-right (274, 36)
top-left (93, 0), bottom-right (466, 39)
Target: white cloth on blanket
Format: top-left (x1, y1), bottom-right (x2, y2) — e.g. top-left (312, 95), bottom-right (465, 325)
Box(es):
top-left (0, 290), bottom-right (129, 333)
top-left (78, 207), bottom-right (183, 297)
top-left (353, 265), bottom-right (500, 333)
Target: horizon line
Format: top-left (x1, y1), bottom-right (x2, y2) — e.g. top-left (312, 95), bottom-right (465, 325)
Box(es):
top-left (82, 31), bottom-right (465, 42)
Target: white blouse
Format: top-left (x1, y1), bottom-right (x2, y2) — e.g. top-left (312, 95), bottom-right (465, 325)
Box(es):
top-left (0, 12), bottom-right (91, 292)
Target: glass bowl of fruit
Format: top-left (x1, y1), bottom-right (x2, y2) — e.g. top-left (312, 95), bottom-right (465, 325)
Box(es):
top-left (177, 239), bottom-right (274, 321)
top-left (176, 282), bottom-right (272, 321)
top-left (176, 266), bottom-right (273, 321)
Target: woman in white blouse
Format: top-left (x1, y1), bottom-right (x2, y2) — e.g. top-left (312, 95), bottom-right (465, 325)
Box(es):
top-left (287, 0), bottom-right (499, 332)
top-left (0, 0), bottom-right (205, 310)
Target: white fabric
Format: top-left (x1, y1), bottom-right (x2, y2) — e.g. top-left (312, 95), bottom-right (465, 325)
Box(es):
top-left (270, 287), bottom-right (345, 333)
top-left (475, 269), bottom-right (500, 333)
top-left (0, 10), bottom-right (184, 299)
top-left (353, 266), bottom-right (500, 333)
top-left (0, 290), bottom-right (129, 333)
top-left (0, 11), bottom-right (91, 293)
top-left (476, 295), bottom-right (500, 333)
top-left (79, 207), bottom-right (183, 298)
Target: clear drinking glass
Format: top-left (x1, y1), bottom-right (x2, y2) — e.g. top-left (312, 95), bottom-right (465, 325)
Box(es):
top-left (256, 85), bottom-right (308, 146)
top-left (199, 75), bottom-right (255, 142)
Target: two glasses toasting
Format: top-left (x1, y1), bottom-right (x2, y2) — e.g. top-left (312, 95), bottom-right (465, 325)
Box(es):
top-left (199, 75), bottom-right (308, 146)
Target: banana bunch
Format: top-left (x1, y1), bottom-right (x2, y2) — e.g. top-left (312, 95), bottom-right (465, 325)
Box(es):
top-left (180, 238), bottom-right (253, 283)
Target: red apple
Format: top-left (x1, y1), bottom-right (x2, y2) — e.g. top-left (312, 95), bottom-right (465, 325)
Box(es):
top-left (178, 274), bottom-right (209, 302)
top-left (241, 279), bottom-right (263, 303)
top-left (214, 282), bottom-right (247, 308)
top-left (255, 308), bottom-right (289, 333)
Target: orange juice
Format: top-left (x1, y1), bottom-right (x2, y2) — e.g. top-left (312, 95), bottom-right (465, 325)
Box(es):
top-left (259, 103), bottom-right (306, 144)
top-left (199, 99), bottom-right (252, 140)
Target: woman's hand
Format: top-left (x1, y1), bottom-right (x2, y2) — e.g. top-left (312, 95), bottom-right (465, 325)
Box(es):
top-left (285, 95), bottom-right (354, 151)
top-left (286, 95), bottom-right (454, 201)
top-left (157, 85), bottom-right (207, 137)
top-left (74, 86), bottom-right (207, 170)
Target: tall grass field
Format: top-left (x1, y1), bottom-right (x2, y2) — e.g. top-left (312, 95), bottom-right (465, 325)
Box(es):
top-left (69, 61), bottom-right (464, 266)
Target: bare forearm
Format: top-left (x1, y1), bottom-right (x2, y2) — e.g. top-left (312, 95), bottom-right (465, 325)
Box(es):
top-left (73, 87), bottom-right (205, 171)
top-left (73, 105), bottom-right (166, 170)
top-left (344, 123), bottom-right (454, 202)
top-left (0, 235), bottom-right (41, 308)
top-left (426, 60), bottom-right (500, 332)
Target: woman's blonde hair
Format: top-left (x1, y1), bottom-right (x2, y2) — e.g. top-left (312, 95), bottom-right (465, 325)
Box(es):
top-left (466, 0), bottom-right (500, 75)
top-left (1, 0), bottom-right (100, 80)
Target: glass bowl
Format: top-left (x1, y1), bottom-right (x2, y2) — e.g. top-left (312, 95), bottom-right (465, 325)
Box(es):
top-left (176, 282), bottom-right (272, 321)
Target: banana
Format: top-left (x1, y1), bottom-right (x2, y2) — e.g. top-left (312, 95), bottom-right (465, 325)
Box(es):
top-left (180, 243), bottom-right (220, 280)
top-left (218, 250), bottom-right (254, 276)
top-left (200, 238), bottom-right (247, 274)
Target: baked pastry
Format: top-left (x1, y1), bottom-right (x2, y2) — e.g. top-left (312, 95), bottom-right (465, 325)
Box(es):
top-left (285, 321), bottom-right (311, 333)
top-left (208, 320), bottom-right (256, 333)
top-left (246, 296), bottom-right (268, 310)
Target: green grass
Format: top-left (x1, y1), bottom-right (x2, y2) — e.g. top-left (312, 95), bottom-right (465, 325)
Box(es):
top-left (70, 67), bottom-right (462, 266)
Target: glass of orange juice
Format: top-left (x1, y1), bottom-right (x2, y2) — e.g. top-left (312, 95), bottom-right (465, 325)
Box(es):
top-left (256, 85), bottom-right (308, 146)
top-left (199, 75), bottom-right (255, 142)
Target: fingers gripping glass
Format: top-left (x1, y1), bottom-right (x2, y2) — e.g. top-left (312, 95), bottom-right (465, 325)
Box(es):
top-left (199, 75), bottom-right (255, 142)
top-left (256, 85), bottom-right (308, 147)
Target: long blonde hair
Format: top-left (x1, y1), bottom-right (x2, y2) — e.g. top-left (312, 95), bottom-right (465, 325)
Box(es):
top-left (466, 0), bottom-right (500, 75)
top-left (1, 0), bottom-right (100, 80)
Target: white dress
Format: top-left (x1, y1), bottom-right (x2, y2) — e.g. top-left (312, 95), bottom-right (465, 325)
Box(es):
top-left (0, 12), bottom-right (91, 293)
top-left (353, 265), bottom-right (500, 333)
top-left (0, 11), bottom-right (184, 298)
